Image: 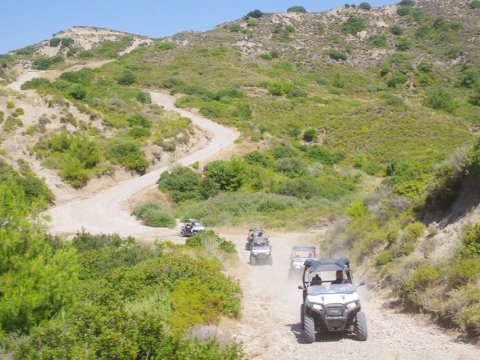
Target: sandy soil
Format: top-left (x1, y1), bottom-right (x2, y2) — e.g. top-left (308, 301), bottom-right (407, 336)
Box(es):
top-left (217, 229), bottom-right (480, 360)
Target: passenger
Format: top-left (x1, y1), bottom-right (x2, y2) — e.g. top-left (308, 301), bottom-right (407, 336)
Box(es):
top-left (311, 274), bottom-right (322, 286)
top-left (331, 270), bottom-right (344, 285)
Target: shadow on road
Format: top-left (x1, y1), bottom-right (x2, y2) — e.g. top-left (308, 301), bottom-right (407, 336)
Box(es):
top-left (289, 323), bottom-right (359, 344)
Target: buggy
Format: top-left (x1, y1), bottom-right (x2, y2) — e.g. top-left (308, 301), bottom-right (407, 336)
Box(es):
top-left (249, 237), bottom-right (272, 265)
top-left (245, 227), bottom-right (266, 250)
top-left (289, 245), bottom-right (316, 279)
top-left (180, 219), bottom-right (206, 237)
top-left (299, 258), bottom-right (367, 343)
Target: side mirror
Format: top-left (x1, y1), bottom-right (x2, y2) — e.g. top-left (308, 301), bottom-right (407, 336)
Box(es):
top-left (298, 285), bottom-right (304, 290)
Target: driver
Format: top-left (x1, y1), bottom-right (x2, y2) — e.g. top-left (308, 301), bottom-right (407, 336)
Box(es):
top-left (331, 270), bottom-right (345, 284)
top-left (311, 274), bottom-right (322, 286)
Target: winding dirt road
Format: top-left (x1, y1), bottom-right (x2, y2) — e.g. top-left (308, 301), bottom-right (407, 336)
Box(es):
top-left (47, 91), bottom-right (239, 238)
top-left (37, 86), bottom-right (479, 359)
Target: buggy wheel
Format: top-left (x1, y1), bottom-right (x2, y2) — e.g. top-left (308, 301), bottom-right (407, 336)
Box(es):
top-left (355, 311), bottom-right (368, 341)
top-left (300, 304), bottom-right (305, 329)
top-left (268, 256), bottom-right (273, 266)
top-left (303, 313), bottom-right (315, 343)
top-left (249, 254), bottom-right (256, 265)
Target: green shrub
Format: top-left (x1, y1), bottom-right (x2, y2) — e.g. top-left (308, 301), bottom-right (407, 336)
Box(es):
top-left (157, 166), bottom-right (202, 202)
top-left (302, 128), bottom-right (317, 142)
top-left (395, 36), bottom-right (412, 51)
top-left (342, 15), bottom-right (365, 35)
top-left (133, 201), bottom-right (176, 227)
top-left (273, 157), bottom-right (308, 177)
top-left (287, 6), bottom-right (307, 13)
top-left (325, 49), bottom-right (347, 61)
top-left (32, 55), bottom-right (64, 70)
top-left (107, 141), bottom-right (148, 173)
top-left (423, 88), bottom-right (456, 113)
top-left (403, 262), bottom-right (439, 296)
top-left (117, 72), bottom-right (136, 86)
top-left (470, 0), bottom-right (480, 9)
top-left (469, 88), bottom-right (480, 106)
top-left (59, 156), bottom-right (89, 188)
top-left (128, 113), bottom-right (151, 128)
top-left (391, 25), bottom-right (403, 35)
top-left (20, 77), bottom-right (50, 90)
top-left (462, 224), bottom-right (480, 257)
top-left (267, 80), bottom-right (294, 96)
top-left (245, 9), bottom-right (264, 18)
top-left (67, 83), bottom-right (87, 100)
top-left (185, 230), bottom-right (236, 254)
top-left (374, 250), bottom-right (394, 266)
top-left (359, 2), bottom-right (372, 10)
top-left (49, 38), bottom-right (61, 47)
top-left (399, 0), bottom-right (415, 5)
top-left (204, 158), bottom-right (247, 191)
top-left (369, 34), bottom-right (387, 47)
top-left (60, 38), bottom-right (75, 47)
top-left (135, 91), bottom-right (151, 104)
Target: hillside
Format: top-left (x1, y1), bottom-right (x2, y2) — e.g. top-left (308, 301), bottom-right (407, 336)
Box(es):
top-left (1, 0), bottom-right (480, 357)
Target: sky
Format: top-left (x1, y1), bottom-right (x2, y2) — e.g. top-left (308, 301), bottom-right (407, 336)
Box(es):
top-left (1, 0), bottom-right (397, 54)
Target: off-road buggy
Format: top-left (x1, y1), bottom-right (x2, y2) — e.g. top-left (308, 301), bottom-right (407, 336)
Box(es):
top-left (249, 237), bottom-right (272, 265)
top-left (245, 227), bottom-right (266, 250)
top-left (180, 219), bottom-right (206, 237)
top-left (298, 258), bottom-right (367, 343)
top-left (289, 245), bottom-right (316, 279)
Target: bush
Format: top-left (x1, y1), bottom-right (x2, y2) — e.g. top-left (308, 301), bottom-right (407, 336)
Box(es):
top-left (135, 91), bottom-right (151, 104)
top-left (117, 72), bottom-right (136, 85)
top-left (59, 157), bottom-right (89, 188)
top-left (68, 84), bottom-right (87, 100)
top-left (185, 230), bottom-right (236, 254)
top-left (157, 166), bottom-right (202, 202)
top-left (49, 38), bottom-right (61, 47)
top-left (359, 2), bottom-right (372, 10)
top-left (32, 55), bottom-right (64, 70)
top-left (302, 128), bottom-right (317, 142)
top-left (325, 49), bottom-right (347, 61)
top-left (245, 9), bottom-right (264, 18)
top-left (204, 158), bottom-right (247, 191)
top-left (20, 77), bottom-right (50, 90)
top-left (395, 36), bottom-right (412, 51)
top-left (423, 88), bottom-right (456, 113)
top-left (403, 262), bottom-right (439, 297)
top-left (287, 6), bottom-right (307, 13)
top-left (342, 15), bottom-right (365, 35)
top-left (127, 114), bottom-right (151, 128)
top-left (107, 141), bottom-right (148, 173)
top-left (391, 25), bottom-right (403, 35)
top-left (471, 0), bottom-right (480, 9)
top-left (369, 34), bottom-right (387, 47)
top-left (399, 0), bottom-right (415, 5)
top-left (267, 80), bottom-right (294, 96)
top-left (132, 201), bottom-right (176, 227)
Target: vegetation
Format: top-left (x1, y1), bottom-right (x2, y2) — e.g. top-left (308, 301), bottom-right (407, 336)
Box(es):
top-left (132, 201), bottom-right (176, 227)
top-left (287, 6), bottom-right (307, 13)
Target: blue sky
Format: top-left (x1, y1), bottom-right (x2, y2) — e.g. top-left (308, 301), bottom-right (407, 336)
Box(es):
top-left (1, 0), bottom-right (397, 54)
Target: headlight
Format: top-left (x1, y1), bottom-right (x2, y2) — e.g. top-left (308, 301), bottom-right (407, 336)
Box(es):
top-left (312, 304), bottom-right (323, 311)
top-left (346, 302), bottom-right (358, 310)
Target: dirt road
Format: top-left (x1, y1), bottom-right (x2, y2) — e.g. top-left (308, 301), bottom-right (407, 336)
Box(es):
top-left (38, 86), bottom-right (479, 359)
top-left (47, 91), bottom-right (239, 238)
top-left (220, 230), bottom-right (480, 360)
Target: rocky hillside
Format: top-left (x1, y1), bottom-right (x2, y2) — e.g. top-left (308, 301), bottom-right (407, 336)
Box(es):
top-left (1, 0), bottom-right (480, 340)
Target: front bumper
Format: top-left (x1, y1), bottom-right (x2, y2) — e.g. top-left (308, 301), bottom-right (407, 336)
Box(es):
top-left (309, 303), bottom-right (359, 331)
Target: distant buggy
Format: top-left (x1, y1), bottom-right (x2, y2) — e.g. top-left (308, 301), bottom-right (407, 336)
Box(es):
top-left (246, 227), bottom-right (266, 250)
top-left (289, 245), bottom-right (316, 279)
top-left (299, 258), bottom-right (367, 343)
top-left (249, 237), bottom-right (273, 266)
top-left (180, 219), bottom-right (206, 237)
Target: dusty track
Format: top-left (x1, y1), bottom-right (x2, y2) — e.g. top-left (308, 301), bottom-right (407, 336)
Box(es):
top-left (47, 92), bottom-right (239, 238)
top-left (220, 230), bottom-right (480, 360)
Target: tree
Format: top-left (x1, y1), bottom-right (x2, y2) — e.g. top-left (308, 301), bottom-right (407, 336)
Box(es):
top-left (204, 158), bottom-right (246, 191)
top-left (287, 6), bottom-right (307, 13)
top-left (157, 166), bottom-right (201, 202)
top-left (117, 72), bottom-right (136, 85)
top-left (342, 15), bottom-right (365, 35)
top-left (359, 2), bottom-right (372, 10)
top-left (245, 9), bottom-right (264, 19)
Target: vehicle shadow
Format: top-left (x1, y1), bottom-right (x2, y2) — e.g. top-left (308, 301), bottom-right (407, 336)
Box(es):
top-left (288, 323), bottom-right (359, 344)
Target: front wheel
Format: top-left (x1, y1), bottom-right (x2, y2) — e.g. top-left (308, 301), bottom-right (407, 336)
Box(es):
top-left (300, 304), bottom-right (305, 329)
top-left (355, 311), bottom-right (368, 341)
top-left (303, 313), bottom-right (315, 343)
